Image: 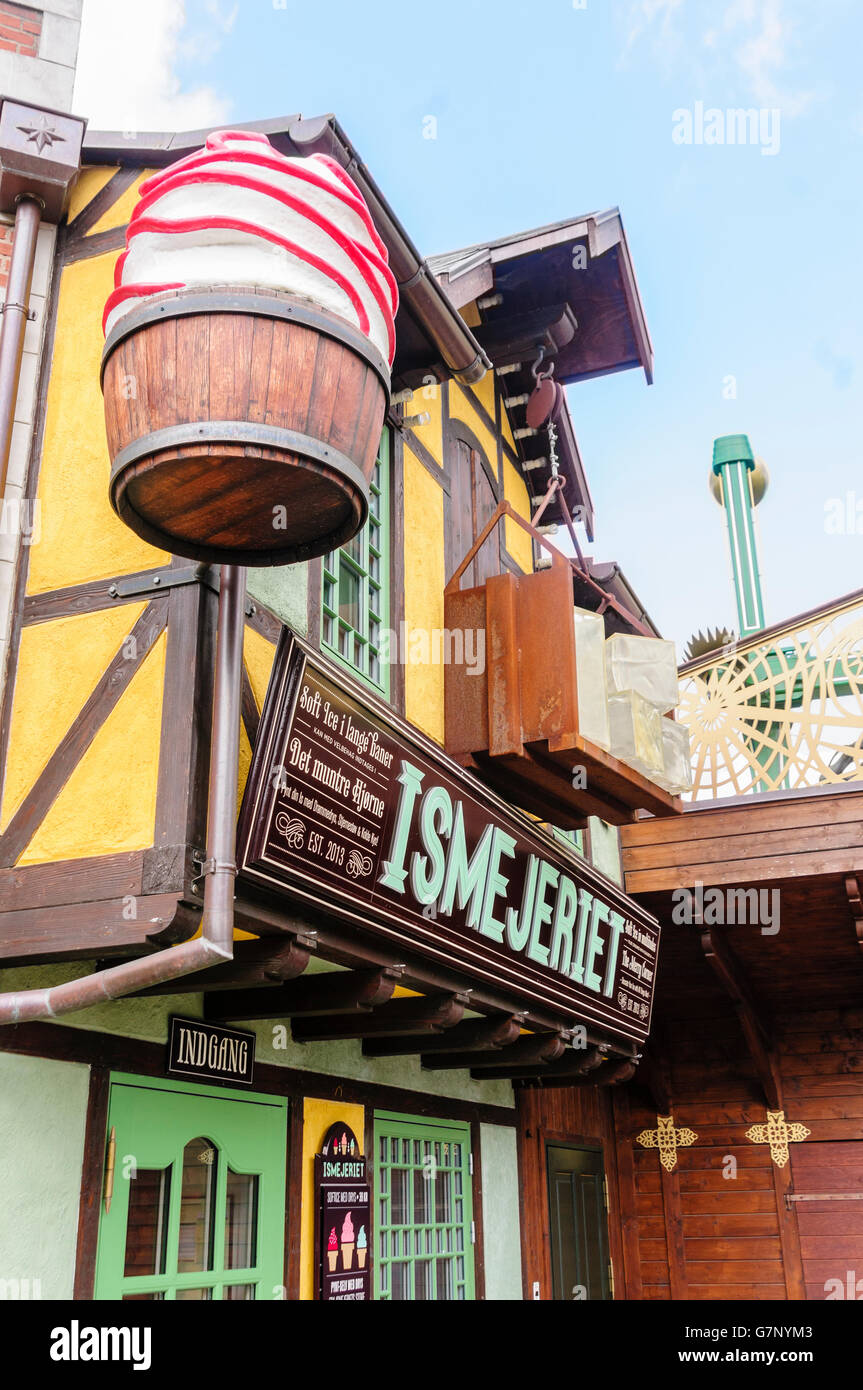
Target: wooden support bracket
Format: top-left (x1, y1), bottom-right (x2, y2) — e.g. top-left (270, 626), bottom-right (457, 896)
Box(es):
top-left (699, 925), bottom-right (782, 1110)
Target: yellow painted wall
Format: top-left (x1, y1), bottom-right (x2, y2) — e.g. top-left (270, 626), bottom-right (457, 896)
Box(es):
top-left (448, 382), bottom-right (499, 473)
top-left (300, 1097), bottom-right (365, 1300)
top-left (86, 171), bottom-right (156, 235)
top-left (28, 253), bottom-right (168, 595)
top-left (502, 457), bottom-right (535, 572)
top-left (1, 603), bottom-right (147, 830)
top-left (66, 166), bottom-right (117, 224)
top-left (20, 630), bottom-right (167, 865)
top-left (405, 382), bottom-right (443, 465)
top-left (244, 625), bottom-right (278, 711)
top-left (403, 445), bottom-right (446, 744)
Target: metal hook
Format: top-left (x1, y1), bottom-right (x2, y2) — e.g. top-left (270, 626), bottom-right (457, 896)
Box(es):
top-left (530, 344), bottom-right (555, 382)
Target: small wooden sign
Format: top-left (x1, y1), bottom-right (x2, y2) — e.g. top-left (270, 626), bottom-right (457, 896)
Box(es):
top-left (167, 1016), bottom-right (255, 1087)
top-left (315, 1123), bottom-right (371, 1301)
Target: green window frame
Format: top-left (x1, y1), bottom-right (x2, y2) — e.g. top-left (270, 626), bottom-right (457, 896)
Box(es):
top-left (321, 429), bottom-right (390, 696)
top-left (373, 1111), bottom-right (475, 1301)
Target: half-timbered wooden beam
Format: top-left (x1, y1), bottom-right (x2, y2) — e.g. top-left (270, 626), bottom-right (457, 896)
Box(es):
top-left (205, 965), bottom-right (405, 1022)
top-left (291, 991), bottom-right (469, 1042)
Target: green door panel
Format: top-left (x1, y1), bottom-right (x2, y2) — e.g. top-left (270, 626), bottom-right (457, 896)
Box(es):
top-left (94, 1073), bottom-right (287, 1302)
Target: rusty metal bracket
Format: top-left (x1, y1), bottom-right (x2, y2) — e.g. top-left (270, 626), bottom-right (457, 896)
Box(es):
top-left (444, 497), bottom-right (654, 636)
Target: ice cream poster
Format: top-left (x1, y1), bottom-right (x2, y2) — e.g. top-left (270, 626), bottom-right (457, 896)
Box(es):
top-left (315, 1122), bottom-right (371, 1301)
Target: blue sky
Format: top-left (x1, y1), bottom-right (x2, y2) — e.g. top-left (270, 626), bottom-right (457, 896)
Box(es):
top-left (79, 0), bottom-right (862, 651)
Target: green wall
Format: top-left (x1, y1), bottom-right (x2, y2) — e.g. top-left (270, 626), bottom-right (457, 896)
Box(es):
top-left (0, 1051), bottom-right (89, 1299)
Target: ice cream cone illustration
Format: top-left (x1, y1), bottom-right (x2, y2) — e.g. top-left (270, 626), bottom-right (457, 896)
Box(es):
top-left (357, 1225), bottom-right (367, 1269)
top-left (327, 1226), bottom-right (339, 1273)
top-left (341, 1210), bottom-right (355, 1270)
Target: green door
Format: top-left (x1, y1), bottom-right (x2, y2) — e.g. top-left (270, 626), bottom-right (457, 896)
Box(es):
top-left (546, 1144), bottom-right (611, 1300)
top-left (94, 1074), bottom-right (287, 1301)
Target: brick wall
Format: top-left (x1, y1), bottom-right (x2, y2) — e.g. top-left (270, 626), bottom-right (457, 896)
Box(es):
top-left (0, 1), bottom-right (41, 57)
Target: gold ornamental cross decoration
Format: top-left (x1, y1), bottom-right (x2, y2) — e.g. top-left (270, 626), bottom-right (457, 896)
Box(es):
top-left (745, 1109), bottom-right (810, 1167)
top-left (636, 1114), bottom-right (698, 1172)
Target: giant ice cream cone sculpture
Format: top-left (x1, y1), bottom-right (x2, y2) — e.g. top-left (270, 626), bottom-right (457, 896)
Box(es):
top-left (101, 130), bottom-right (396, 566)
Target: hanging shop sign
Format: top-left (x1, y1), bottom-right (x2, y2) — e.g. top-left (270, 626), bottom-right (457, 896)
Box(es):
top-left (238, 634), bottom-right (660, 1044)
top-left (315, 1123), bottom-right (371, 1301)
top-left (166, 1016), bottom-right (255, 1086)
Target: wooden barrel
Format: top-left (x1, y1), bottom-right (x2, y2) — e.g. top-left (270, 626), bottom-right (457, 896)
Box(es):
top-left (101, 288), bottom-right (390, 566)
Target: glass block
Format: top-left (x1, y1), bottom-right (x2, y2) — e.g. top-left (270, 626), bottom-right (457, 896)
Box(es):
top-left (653, 718), bottom-right (694, 794)
top-left (606, 633), bottom-right (680, 713)
top-left (608, 691), bottom-right (663, 776)
top-left (573, 607), bottom-right (611, 750)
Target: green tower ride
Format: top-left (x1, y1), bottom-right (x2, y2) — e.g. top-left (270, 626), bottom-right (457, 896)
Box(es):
top-left (709, 433), bottom-right (768, 637)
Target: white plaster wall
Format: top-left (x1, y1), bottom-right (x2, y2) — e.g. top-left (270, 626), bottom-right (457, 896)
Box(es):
top-left (0, 1050), bottom-right (90, 1299)
top-left (480, 1122), bottom-right (523, 1299)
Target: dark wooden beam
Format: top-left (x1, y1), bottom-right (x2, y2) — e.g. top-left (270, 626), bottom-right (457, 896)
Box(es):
top-left (362, 1013), bottom-right (522, 1058)
top-left (133, 938), bottom-right (312, 997)
top-left (205, 965), bottom-right (404, 1022)
top-left (845, 874), bottom-right (863, 955)
top-left (427, 1030), bottom-right (567, 1072)
top-left (0, 893), bottom-right (190, 966)
top-left (471, 1043), bottom-right (607, 1082)
top-left (515, 1058), bottom-right (637, 1089)
top-left (637, 1049), bottom-right (672, 1115)
top-left (700, 926), bottom-right (782, 1110)
top-left (291, 992), bottom-right (469, 1042)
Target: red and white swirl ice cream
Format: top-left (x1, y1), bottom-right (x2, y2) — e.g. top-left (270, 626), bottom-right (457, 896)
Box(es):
top-left (103, 129), bottom-right (398, 366)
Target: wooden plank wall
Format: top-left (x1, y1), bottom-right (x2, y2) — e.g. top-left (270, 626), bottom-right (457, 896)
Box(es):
top-left (516, 1083), bottom-right (628, 1300)
top-left (621, 785), bottom-right (863, 893)
top-left (611, 1008), bottom-right (863, 1300)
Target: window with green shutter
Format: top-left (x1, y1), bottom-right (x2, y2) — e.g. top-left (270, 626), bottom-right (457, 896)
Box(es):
top-left (321, 429), bottom-right (390, 696)
top-left (373, 1111), bottom-right (475, 1301)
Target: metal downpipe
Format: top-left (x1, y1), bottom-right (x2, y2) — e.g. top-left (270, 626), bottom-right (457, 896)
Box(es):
top-left (0, 195), bottom-right (42, 498)
top-left (0, 564), bottom-right (247, 1024)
